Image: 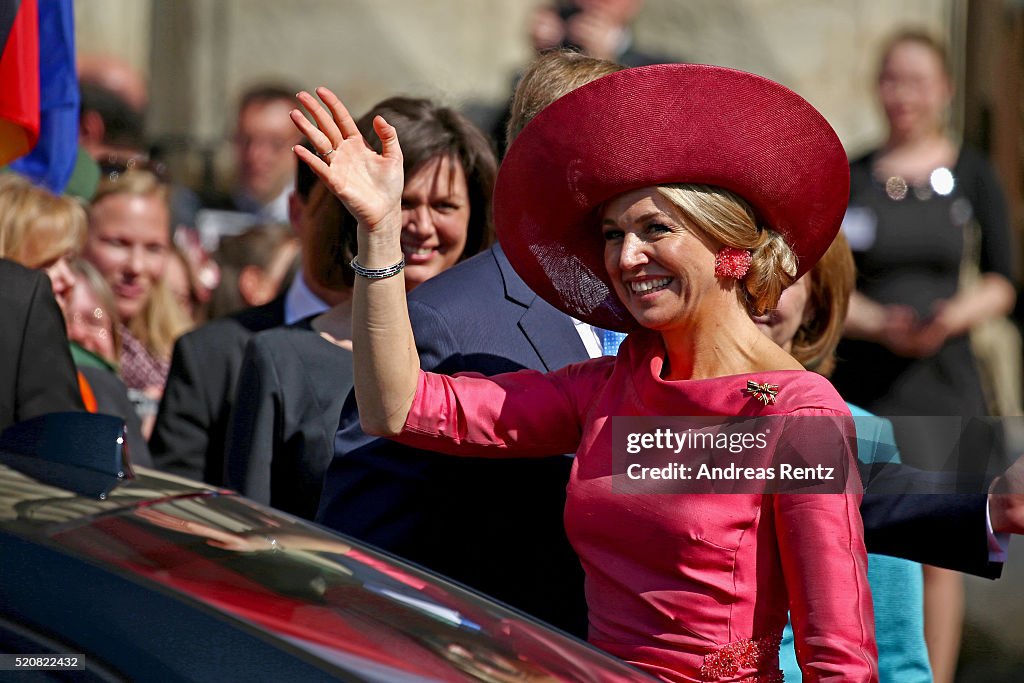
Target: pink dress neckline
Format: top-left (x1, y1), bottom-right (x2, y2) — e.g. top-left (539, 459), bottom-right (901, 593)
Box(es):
top-left (616, 330), bottom-right (847, 418)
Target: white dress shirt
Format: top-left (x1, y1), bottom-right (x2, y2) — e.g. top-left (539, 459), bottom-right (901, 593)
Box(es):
top-left (574, 318), bottom-right (604, 359)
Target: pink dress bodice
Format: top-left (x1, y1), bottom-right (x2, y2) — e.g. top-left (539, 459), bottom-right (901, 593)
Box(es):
top-left (397, 331), bottom-right (878, 682)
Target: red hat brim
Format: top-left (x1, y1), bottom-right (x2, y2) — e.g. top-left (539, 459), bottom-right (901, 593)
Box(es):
top-left (494, 63), bottom-right (850, 332)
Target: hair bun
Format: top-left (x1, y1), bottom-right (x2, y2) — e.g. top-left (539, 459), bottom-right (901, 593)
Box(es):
top-left (745, 229), bottom-right (798, 315)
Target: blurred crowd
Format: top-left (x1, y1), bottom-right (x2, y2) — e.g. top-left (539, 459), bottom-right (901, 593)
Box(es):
top-left (1, 2), bottom-right (1021, 682)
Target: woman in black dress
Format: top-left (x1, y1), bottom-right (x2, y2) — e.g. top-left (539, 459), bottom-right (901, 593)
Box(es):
top-left (831, 30), bottom-right (1016, 683)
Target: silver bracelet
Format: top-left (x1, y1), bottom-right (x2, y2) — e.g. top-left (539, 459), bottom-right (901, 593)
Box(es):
top-left (350, 256), bottom-right (406, 280)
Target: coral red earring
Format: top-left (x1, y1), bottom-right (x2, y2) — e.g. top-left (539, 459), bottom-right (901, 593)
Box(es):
top-left (714, 247), bottom-right (752, 279)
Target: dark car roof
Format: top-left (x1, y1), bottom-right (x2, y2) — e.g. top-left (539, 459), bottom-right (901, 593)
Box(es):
top-left (0, 444), bottom-right (655, 682)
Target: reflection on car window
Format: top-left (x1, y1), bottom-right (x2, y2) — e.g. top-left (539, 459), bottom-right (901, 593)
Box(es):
top-left (51, 496), bottom-right (577, 681)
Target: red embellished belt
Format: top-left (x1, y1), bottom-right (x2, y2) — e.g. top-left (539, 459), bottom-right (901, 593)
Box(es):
top-left (700, 633), bottom-right (783, 682)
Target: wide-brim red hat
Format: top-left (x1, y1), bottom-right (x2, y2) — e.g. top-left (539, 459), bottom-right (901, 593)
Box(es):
top-left (493, 63), bottom-right (850, 332)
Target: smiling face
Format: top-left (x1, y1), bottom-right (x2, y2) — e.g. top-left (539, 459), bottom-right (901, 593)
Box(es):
top-left (400, 155), bottom-right (471, 291)
top-left (83, 193), bottom-right (170, 323)
top-left (601, 188), bottom-right (725, 332)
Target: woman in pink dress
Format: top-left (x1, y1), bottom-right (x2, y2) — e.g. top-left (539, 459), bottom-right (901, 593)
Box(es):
top-left (290, 64), bottom-right (877, 682)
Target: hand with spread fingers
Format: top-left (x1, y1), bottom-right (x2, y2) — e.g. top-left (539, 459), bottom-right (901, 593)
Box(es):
top-left (290, 87), bottom-right (404, 233)
top-left (290, 88), bottom-right (418, 440)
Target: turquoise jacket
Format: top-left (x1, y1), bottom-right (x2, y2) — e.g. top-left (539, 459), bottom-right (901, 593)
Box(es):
top-left (779, 404), bottom-right (933, 682)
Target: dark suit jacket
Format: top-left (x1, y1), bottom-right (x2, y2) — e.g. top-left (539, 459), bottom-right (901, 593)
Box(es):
top-left (319, 245), bottom-right (592, 636)
top-left (0, 259), bottom-right (82, 431)
top-left (852, 409), bottom-right (1000, 578)
top-left (150, 296), bottom-right (285, 484)
top-left (224, 318), bottom-right (354, 519)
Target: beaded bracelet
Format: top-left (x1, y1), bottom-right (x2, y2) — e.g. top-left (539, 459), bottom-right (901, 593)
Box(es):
top-left (350, 256), bottom-right (406, 280)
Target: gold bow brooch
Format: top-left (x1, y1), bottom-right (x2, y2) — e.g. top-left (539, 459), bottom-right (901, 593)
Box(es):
top-left (746, 380), bottom-right (780, 405)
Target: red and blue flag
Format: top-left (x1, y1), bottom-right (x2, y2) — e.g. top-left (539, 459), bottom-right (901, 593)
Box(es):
top-left (1, 0), bottom-right (79, 193)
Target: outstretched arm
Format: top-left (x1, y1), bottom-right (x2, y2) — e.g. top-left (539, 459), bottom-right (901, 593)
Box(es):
top-left (990, 452), bottom-right (1024, 535)
top-left (291, 87), bottom-right (417, 437)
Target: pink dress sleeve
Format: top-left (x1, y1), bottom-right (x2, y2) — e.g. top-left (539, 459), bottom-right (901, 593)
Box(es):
top-left (395, 361), bottom-right (612, 458)
top-left (774, 408), bottom-right (879, 682)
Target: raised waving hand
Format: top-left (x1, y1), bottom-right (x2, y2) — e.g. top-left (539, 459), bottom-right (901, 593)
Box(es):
top-left (290, 87), bottom-right (403, 231)
top-left (290, 87), bottom-right (417, 437)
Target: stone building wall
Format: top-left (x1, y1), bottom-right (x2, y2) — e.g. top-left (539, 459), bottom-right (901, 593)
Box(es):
top-left (76, 0), bottom-right (956, 172)
top-left (634, 0), bottom-right (957, 155)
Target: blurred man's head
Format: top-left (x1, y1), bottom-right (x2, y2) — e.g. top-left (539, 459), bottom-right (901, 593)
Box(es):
top-left (234, 85), bottom-right (303, 206)
top-left (286, 142), bottom-right (351, 307)
top-left (77, 54), bottom-right (149, 114)
top-left (79, 83), bottom-right (147, 159)
top-left (507, 49), bottom-right (625, 144)
top-left (208, 223), bottom-right (298, 318)
top-left (77, 54), bottom-right (149, 160)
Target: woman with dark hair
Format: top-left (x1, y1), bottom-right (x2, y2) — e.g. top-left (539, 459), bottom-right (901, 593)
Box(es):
top-left (224, 96), bottom-right (496, 519)
top-left (329, 96), bottom-right (496, 291)
top-left (292, 64), bottom-right (876, 681)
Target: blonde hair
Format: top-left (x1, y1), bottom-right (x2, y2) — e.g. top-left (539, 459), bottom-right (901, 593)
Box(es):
top-left (507, 49), bottom-right (626, 145)
top-left (0, 173), bottom-right (87, 267)
top-left (70, 258), bottom-right (124, 362)
top-left (657, 184), bottom-right (798, 315)
top-left (89, 167), bottom-right (178, 357)
top-left (129, 273), bottom-right (193, 361)
top-left (91, 168), bottom-right (170, 211)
